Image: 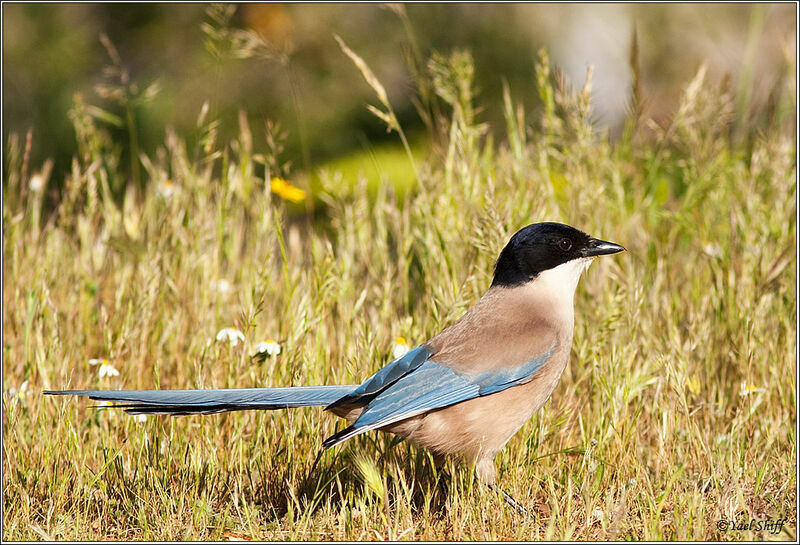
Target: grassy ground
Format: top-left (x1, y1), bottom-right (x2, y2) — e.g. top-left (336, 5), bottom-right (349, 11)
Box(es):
top-left (3, 48), bottom-right (796, 540)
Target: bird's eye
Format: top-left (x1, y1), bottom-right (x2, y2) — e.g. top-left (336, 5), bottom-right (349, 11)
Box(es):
top-left (559, 238), bottom-right (572, 251)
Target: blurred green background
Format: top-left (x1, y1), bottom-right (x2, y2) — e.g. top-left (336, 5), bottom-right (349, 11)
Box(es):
top-left (3, 3), bottom-right (796, 188)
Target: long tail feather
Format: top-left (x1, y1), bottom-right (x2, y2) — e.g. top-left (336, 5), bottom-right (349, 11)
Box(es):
top-left (45, 385), bottom-right (358, 415)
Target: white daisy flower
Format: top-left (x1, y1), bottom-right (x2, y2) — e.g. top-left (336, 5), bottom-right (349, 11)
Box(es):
top-left (253, 340), bottom-right (281, 357)
top-left (98, 361), bottom-right (120, 378)
top-left (157, 179), bottom-right (178, 198)
top-left (739, 381), bottom-right (765, 397)
top-left (134, 414), bottom-right (147, 423)
top-left (392, 337), bottom-right (410, 360)
top-left (211, 279), bottom-right (232, 294)
top-left (29, 174), bottom-right (45, 192)
top-left (88, 358), bottom-right (106, 366)
top-left (7, 380), bottom-right (30, 398)
top-left (216, 327), bottom-right (245, 347)
top-left (703, 243), bottom-right (723, 259)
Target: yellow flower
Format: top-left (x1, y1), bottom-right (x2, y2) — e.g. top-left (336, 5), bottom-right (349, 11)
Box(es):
top-left (687, 374), bottom-right (701, 396)
top-left (270, 177), bottom-right (306, 203)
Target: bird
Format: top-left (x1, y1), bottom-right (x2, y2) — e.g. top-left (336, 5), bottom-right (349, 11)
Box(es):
top-left (46, 221), bottom-right (625, 515)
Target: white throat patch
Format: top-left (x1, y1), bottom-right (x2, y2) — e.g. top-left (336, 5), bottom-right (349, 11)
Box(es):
top-left (532, 257), bottom-right (593, 304)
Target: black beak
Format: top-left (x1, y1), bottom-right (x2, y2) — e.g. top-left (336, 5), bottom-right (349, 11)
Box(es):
top-left (584, 237), bottom-right (626, 257)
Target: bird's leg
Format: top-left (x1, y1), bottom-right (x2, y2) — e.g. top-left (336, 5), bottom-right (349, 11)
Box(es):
top-left (487, 483), bottom-right (533, 519)
top-left (308, 448), bottom-right (325, 478)
top-left (476, 457), bottom-right (534, 518)
top-left (420, 452), bottom-right (449, 510)
top-left (428, 452), bottom-right (445, 480)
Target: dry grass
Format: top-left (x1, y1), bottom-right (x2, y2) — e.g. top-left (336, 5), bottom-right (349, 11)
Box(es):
top-left (2, 44), bottom-right (796, 540)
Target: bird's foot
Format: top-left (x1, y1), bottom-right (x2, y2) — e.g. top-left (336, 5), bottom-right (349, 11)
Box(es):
top-left (487, 483), bottom-right (534, 520)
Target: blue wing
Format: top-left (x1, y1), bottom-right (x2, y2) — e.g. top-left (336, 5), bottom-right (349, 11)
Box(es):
top-left (322, 342), bottom-right (557, 448)
top-left (325, 345), bottom-right (434, 411)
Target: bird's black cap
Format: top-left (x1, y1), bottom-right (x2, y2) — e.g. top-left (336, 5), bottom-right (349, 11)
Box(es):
top-left (492, 222), bottom-right (625, 287)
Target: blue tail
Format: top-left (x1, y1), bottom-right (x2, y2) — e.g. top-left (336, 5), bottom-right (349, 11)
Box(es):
top-left (44, 385), bottom-right (359, 415)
